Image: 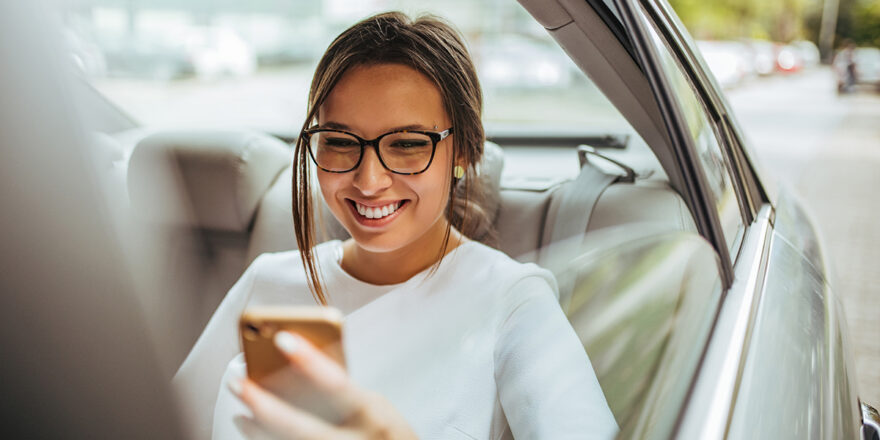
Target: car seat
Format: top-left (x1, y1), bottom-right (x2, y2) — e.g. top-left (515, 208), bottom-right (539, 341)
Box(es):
top-left (127, 128), bottom-right (697, 373)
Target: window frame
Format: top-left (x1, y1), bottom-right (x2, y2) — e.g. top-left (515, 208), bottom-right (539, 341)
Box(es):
top-left (609, 0), bottom-right (740, 287)
top-left (645, 0), bottom-right (769, 218)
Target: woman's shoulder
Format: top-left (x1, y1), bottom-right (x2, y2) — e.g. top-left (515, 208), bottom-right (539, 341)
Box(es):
top-left (448, 241), bottom-right (558, 294)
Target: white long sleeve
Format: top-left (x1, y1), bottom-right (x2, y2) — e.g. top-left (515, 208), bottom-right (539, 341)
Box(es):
top-left (495, 276), bottom-right (618, 439)
top-left (179, 241), bottom-right (618, 439)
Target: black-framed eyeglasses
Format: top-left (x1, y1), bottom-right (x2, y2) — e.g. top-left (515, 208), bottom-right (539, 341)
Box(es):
top-left (301, 127), bottom-right (453, 175)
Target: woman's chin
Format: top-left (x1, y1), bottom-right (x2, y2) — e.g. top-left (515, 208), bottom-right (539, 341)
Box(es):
top-left (345, 233), bottom-right (413, 255)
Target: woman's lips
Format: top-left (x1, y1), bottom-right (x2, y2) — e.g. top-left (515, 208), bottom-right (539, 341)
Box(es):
top-left (346, 199), bottom-right (408, 227)
top-left (354, 200), bottom-right (401, 219)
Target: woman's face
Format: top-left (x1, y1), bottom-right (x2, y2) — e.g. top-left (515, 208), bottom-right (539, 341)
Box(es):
top-left (316, 63), bottom-right (455, 255)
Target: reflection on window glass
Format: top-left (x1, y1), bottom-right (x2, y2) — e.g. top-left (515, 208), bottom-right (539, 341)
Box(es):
top-left (61, 0), bottom-right (630, 135)
top-left (638, 8), bottom-right (744, 252)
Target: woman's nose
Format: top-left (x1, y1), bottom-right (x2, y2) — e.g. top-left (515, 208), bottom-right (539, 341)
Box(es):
top-left (352, 147), bottom-right (393, 195)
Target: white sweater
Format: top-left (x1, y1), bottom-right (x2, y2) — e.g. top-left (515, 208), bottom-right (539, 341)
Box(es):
top-left (174, 240), bottom-right (617, 440)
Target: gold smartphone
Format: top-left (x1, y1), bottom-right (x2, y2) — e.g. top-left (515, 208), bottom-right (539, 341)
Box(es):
top-left (239, 306), bottom-right (346, 383)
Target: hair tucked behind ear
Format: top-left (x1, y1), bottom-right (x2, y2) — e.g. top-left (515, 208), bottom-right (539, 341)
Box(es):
top-left (293, 11), bottom-right (493, 304)
top-left (450, 167), bottom-right (496, 246)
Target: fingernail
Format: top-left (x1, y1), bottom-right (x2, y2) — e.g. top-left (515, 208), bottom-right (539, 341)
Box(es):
top-left (227, 377), bottom-right (243, 396)
top-left (274, 331), bottom-right (299, 355)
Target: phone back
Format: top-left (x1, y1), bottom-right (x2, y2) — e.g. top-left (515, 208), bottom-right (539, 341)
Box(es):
top-left (240, 306), bottom-right (345, 382)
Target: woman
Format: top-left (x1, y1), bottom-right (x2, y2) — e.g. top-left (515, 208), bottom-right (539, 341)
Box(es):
top-left (175, 11), bottom-right (618, 440)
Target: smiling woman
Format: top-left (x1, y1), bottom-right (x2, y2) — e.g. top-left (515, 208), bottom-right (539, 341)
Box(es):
top-left (311, 63), bottom-right (460, 286)
top-left (173, 11), bottom-right (618, 440)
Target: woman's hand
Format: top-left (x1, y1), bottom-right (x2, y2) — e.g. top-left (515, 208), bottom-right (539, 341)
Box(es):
top-left (228, 332), bottom-right (418, 440)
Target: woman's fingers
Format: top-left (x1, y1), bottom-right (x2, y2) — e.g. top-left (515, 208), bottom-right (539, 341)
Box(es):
top-left (236, 378), bottom-right (340, 440)
top-left (273, 332), bottom-right (350, 394)
top-left (229, 338), bottom-right (419, 440)
top-left (272, 331), bottom-right (367, 421)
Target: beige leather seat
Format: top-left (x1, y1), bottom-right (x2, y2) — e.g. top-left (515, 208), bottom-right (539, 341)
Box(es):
top-left (127, 129), bottom-right (696, 367)
top-left (127, 130), bottom-right (291, 366)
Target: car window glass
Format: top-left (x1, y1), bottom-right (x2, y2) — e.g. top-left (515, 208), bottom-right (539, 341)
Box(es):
top-left (64, 1), bottom-right (666, 184)
top-left (636, 6), bottom-right (745, 253)
top-left (563, 228), bottom-right (723, 436)
top-left (64, 2), bottom-right (625, 133)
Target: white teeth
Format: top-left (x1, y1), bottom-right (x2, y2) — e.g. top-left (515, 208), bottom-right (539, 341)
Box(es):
top-left (354, 201), bottom-right (400, 219)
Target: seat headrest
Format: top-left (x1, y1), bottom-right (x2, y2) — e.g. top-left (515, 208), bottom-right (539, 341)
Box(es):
top-left (128, 130), bottom-right (291, 232)
top-left (462, 140), bottom-right (504, 240)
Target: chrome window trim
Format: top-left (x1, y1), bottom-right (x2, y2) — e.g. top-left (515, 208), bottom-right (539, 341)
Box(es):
top-left (611, 0), bottom-right (736, 287)
top-left (638, 0), bottom-right (755, 250)
top-left (645, 0), bottom-right (771, 211)
top-left (675, 204), bottom-right (774, 439)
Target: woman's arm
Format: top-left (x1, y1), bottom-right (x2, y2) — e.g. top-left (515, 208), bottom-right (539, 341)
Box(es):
top-left (173, 255), bottom-right (262, 439)
top-left (494, 276), bottom-right (618, 440)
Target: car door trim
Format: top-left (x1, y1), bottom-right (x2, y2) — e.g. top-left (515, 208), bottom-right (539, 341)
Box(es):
top-left (674, 204), bottom-right (774, 439)
top-left (610, 0), bottom-right (735, 286)
top-left (643, 1), bottom-right (773, 210)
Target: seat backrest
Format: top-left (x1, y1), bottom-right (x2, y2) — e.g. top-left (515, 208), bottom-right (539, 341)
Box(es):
top-left (127, 129), bottom-right (291, 366)
top-left (494, 177), bottom-right (696, 263)
top-left (127, 128), bottom-right (696, 368)
top-left (247, 145), bottom-right (695, 266)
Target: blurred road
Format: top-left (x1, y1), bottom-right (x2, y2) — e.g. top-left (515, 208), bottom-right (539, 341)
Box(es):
top-left (727, 67), bottom-right (880, 403)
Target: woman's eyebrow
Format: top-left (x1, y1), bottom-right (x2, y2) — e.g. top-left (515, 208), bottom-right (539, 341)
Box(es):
top-left (319, 121), bottom-right (351, 130)
top-left (386, 124), bottom-right (433, 132)
top-left (318, 121), bottom-right (434, 132)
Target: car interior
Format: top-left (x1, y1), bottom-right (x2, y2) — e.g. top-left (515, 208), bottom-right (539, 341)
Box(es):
top-left (78, 0), bottom-right (729, 434)
top-left (10, 0), bottom-right (880, 436)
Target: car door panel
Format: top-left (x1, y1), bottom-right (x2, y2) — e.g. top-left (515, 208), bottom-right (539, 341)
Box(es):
top-left (727, 229), bottom-right (859, 438)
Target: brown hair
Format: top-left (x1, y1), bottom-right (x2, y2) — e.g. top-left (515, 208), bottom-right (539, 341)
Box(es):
top-left (293, 11), bottom-right (491, 304)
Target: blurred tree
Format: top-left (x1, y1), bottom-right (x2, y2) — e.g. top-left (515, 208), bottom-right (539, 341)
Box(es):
top-left (842, 0), bottom-right (880, 47)
top-left (670, 0), bottom-right (880, 50)
top-left (668, 0), bottom-right (818, 42)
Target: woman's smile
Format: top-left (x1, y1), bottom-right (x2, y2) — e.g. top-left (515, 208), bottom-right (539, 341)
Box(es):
top-left (346, 198), bottom-right (409, 226)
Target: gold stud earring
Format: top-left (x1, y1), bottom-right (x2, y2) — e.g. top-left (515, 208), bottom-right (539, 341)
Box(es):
top-left (453, 165), bottom-right (465, 179)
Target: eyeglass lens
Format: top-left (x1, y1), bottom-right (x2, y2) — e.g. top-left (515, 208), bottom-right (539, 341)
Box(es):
top-left (310, 131), bottom-right (434, 173)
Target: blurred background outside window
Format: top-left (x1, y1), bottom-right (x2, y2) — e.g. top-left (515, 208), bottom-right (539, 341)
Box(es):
top-left (668, 0), bottom-right (880, 93)
top-left (60, 0), bottom-right (630, 135)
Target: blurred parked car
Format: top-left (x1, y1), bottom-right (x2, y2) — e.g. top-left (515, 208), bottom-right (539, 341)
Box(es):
top-left (747, 39), bottom-right (779, 76)
top-left (696, 40), bottom-right (754, 88)
top-left (475, 34), bottom-right (579, 89)
top-left (98, 26), bottom-right (255, 80)
top-left (834, 47), bottom-right (880, 93)
top-left (183, 27), bottom-right (257, 78)
top-left (776, 44), bottom-right (804, 73)
top-left (100, 33), bottom-right (196, 80)
top-left (792, 40), bottom-right (821, 69)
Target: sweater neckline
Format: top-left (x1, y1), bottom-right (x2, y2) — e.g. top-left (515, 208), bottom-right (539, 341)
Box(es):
top-left (323, 239), bottom-right (478, 289)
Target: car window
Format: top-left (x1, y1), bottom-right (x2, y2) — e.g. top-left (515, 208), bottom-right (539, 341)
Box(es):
top-left (565, 228), bottom-right (723, 436)
top-left (64, 2), bottom-right (628, 136)
top-left (634, 5), bottom-right (746, 255)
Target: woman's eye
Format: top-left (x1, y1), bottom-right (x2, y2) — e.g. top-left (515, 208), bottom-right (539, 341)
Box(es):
top-left (324, 137), bottom-right (358, 147)
top-left (390, 139), bottom-right (429, 148)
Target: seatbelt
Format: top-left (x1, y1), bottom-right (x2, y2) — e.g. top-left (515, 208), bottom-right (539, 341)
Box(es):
top-left (537, 146), bottom-right (632, 310)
